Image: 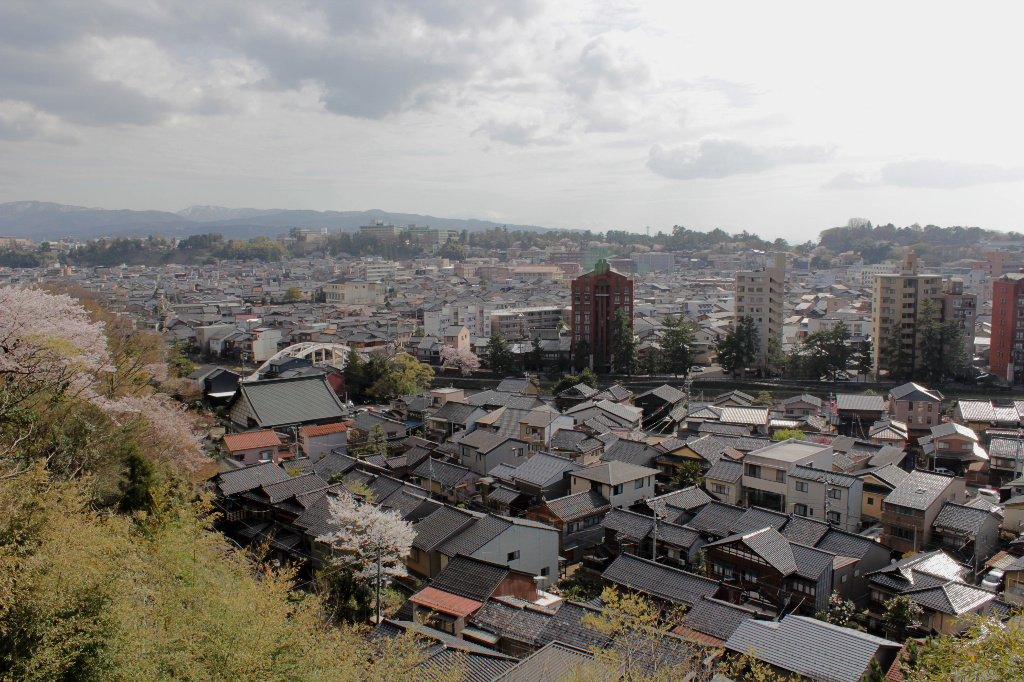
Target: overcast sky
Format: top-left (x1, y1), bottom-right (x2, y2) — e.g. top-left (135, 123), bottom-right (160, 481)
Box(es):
top-left (2, 1), bottom-right (1022, 241)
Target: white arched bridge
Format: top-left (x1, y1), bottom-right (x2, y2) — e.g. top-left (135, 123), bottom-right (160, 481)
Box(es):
top-left (243, 342), bottom-right (353, 382)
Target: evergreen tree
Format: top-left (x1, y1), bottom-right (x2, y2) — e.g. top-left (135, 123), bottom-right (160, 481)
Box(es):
top-left (528, 337), bottom-right (544, 372)
top-left (572, 338), bottom-right (591, 371)
top-left (118, 443), bottom-right (157, 513)
top-left (484, 332), bottom-right (517, 376)
top-left (717, 316), bottom-right (759, 378)
top-left (916, 297), bottom-right (943, 382)
top-left (355, 424), bottom-right (388, 458)
top-left (856, 338), bottom-right (874, 381)
top-left (611, 307), bottom-right (637, 375)
top-left (940, 320), bottom-right (968, 380)
top-left (883, 594), bottom-right (922, 641)
top-left (881, 322), bottom-right (913, 381)
top-left (765, 334), bottom-right (787, 377)
top-left (802, 320), bottom-right (852, 380)
top-left (661, 315), bottom-right (696, 376)
top-left (670, 461), bottom-right (704, 489)
top-left (342, 349), bottom-right (367, 401)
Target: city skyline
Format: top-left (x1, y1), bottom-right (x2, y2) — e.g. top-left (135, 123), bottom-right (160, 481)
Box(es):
top-left (2, 1), bottom-right (1023, 241)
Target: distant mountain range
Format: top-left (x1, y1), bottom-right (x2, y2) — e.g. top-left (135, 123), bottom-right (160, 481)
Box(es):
top-left (0, 201), bottom-right (556, 241)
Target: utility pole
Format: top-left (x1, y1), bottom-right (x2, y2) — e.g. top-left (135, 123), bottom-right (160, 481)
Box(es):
top-left (375, 544), bottom-right (382, 624)
top-left (651, 505), bottom-right (658, 562)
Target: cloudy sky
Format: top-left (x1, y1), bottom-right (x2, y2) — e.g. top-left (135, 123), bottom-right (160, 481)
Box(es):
top-left (1, 0), bottom-right (1022, 241)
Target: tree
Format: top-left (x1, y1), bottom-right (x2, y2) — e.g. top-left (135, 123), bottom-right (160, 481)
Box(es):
top-left (939, 321), bottom-right (968, 380)
top-left (772, 428), bottom-right (806, 441)
top-left (283, 286), bottom-right (303, 303)
top-left (167, 339), bottom-right (194, 379)
top-left (691, 549), bottom-right (708, 577)
top-left (611, 307), bottom-right (637, 375)
top-left (717, 316), bottom-right (759, 378)
top-left (856, 338), bottom-right (874, 381)
top-left (765, 334), bottom-right (787, 377)
top-left (801, 321), bottom-right (852, 381)
top-left (368, 353), bottom-right (434, 400)
top-left (317, 491), bottom-right (416, 622)
top-left (572, 338), bottom-right (591, 371)
top-left (436, 239), bottom-right (468, 262)
top-left (484, 332), bottom-right (517, 376)
top-left (916, 297), bottom-right (942, 382)
top-left (527, 337), bottom-right (544, 372)
top-left (814, 591), bottom-right (858, 628)
top-left (883, 594), bottom-right (922, 641)
top-left (670, 461), bottom-right (704, 489)
top-left (661, 315), bottom-right (696, 377)
top-left (552, 368), bottom-right (598, 395)
top-left (753, 391), bottom-right (774, 407)
top-left (438, 346), bottom-right (481, 376)
top-left (118, 442), bottom-right (157, 513)
top-left (881, 322), bottom-right (913, 381)
top-left (355, 424), bottom-right (388, 458)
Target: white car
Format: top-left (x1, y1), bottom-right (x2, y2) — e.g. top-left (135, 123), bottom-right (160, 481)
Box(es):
top-left (981, 569), bottom-right (1004, 591)
top-left (690, 366), bottom-right (704, 373)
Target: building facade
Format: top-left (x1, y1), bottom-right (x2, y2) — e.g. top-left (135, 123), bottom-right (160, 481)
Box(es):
top-left (570, 259), bottom-right (632, 370)
top-left (990, 272), bottom-right (1024, 382)
top-left (734, 252), bottom-right (786, 364)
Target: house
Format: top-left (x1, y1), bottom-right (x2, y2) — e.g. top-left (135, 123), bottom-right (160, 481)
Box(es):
top-left (221, 429), bottom-right (284, 465)
top-left (856, 464), bottom-right (909, 526)
top-left (564, 400), bottom-right (643, 431)
top-left (601, 553), bottom-right (720, 611)
top-left (425, 401), bottom-right (487, 442)
top-left (1003, 553), bottom-right (1024, 606)
top-left (835, 393), bottom-right (887, 438)
top-left (457, 431), bottom-right (529, 476)
top-left (441, 325), bottom-right (470, 352)
top-left (547, 429), bottom-right (605, 463)
top-left (718, 406), bottom-right (770, 434)
top-left (495, 377), bottom-right (538, 395)
top-left (348, 410), bottom-right (408, 447)
top-left (714, 390), bottom-right (754, 407)
top-left (633, 385), bottom-right (685, 421)
top-left (412, 458), bottom-right (475, 503)
top-left (518, 408), bottom-right (574, 452)
top-left (554, 382), bottom-right (599, 411)
top-left (988, 437), bottom-right (1024, 487)
top-left (866, 550), bottom-right (1000, 635)
top-left (868, 419), bottom-right (909, 449)
top-left (298, 421), bottom-right (349, 459)
top-left (786, 466), bottom-right (863, 532)
top-left (888, 382), bottom-right (944, 443)
top-left (920, 422), bottom-right (987, 477)
top-left (777, 394), bottom-right (822, 418)
top-left (741, 439), bottom-right (833, 512)
top-left (374, 619), bottom-right (518, 678)
top-left (569, 461), bottom-right (658, 509)
top-left (434, 513), bottom-right (561, 588)
top-left (881, 470), bottom-right (967, 553)
top-left (704, 458), bottom-right (744, 505)
top-left (525, 490), bottom-right (611, 559)
top-left (723, 615), bottom-right (902, 682)
top-left (599, 438), bottom-right (661, 469)
top-left (508, 452), bottom-right (580, 502)
top-left (228, 374), bottom-right (348, 431)
top-left (931, 501), bottom-right (1002, 570)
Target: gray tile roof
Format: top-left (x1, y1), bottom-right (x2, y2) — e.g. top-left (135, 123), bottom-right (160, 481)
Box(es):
top-left (647, 486), bottom-right (713, 516)
top-left (216, 461), bottom-right (291, 496)
top-left (731, 507), bottom-right (789, 534)
top-left (430, 400), bottom-right (483, 424)
top-left (412, 505), bottom-right (479, 551)
top-left (636, 384), bottom-right (685, 404)
top-left (512, 452), bottom-right (579, 487)
top-left (428, 555), bottom-right (514, 602)
top-left (682, 596), bottom-right (757, 642)
top-left (813, 528), bottom-right (878, 560)
top-left (685, 501), bottom-right (747, 538)
top-left (437, 514), bottom-right (514, 557)
top-left (458, 429), bottom-right (511, 453)
top-left (235, 375), bottom-right (347, 428)
top-left (543, 490), bottom-right (610, 521)
top-left (883, 469), bottom-right (956, 510)
top-left (470, 596), bottom-right (555, 650)
top-left (707, 526), bottom-right (797, 575)
top-left (599, 439), bottom-right (660, 467)
top-left (724, 615), bottom-right (900, 682)
top-left (989, 437), bottom-right (1024, 462)
top-left (600, 508), bottom-right (654, 542)
top-left (933, 501), bottom-right (994, 536)
top-left (956, 399), bottom-right (997, 422)
top-left (779, 516), bottom-right (831, 546)
top-left (835, 394), bottom-right (886, 413)
top-left (574, 460), bottom-right (658, 485)
top-left (858, 463), bottom-right (909, 489)
top-left (602, 553), bottom-right (719, 607)
top-left (492, 641), bottom-right (597, 682)
top-left (705, 458), bottom-right (743, 484)
top-left (789, 465), bottom-right (859, 488)
top-left (535, 601), bottom-right (612, 651)
top-left (889, 382), bottom-right (943, 403)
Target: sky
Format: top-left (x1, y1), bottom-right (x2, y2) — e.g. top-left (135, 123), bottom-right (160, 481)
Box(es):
top-left (1, 0), bottom-right (1023, 242)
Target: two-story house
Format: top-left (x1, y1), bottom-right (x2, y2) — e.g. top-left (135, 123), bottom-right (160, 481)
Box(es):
top-left (569, 461), bottom-right (658, 509)
top-left (786, 466), bottom-right (863, 532)
top-left (518, 409), bottom-right (574, 453)
top-left (457, 430), bottom-right (529, 476)
top-left (777, 394), bottom-right (823, 418)
top-left (881, 470), bottom-right (966, 553)
top-left (856, 464), bottom-right (909, 526)
top-left (931, 501), bottom-right (1002, 571)
top-left (919, 422), bottom-right (986, 477)
top-left (741, 439), bottom-right (833, 512)
top-left (221, 429), bottom-right (285, 465)
top-left (888, 382), bottom-right (943, 444)
top-left (425, 401), bottom-right (487, 442)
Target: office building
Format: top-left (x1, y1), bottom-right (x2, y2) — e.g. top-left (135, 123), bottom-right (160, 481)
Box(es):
top-left (990, 272), bottom-right (1024, 382)
top-left (570, 259), bottom-right (632, 371)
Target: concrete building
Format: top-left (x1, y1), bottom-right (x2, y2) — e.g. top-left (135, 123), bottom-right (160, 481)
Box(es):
top-left (734, 252), bottom-right (785, 364)
top-left (322, 278), bottom-right (384, 305)
top-left (741, 439), bottom-right (833, 512)
top-left (358, 219), bottom-right (402, 240)
top-left (989, 272), bottom-right (1024, 382)
top-left (570, 258), bottom-right (633, 371)
top-left (569, 461), bottom-right (658, 509)
top-left (355, 260), bottom-right (398, 281)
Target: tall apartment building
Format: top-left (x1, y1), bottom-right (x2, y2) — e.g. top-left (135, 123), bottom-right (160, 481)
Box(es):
top-left (358, 220), bottom-right (402, 240)
top-left (490, 306), bottom-right (571, 340)
top-left (734, 252), bottom-right (786, 364)
top-left (571, 259), bottom-right (632, 371)
top-left (990, 272), bottom-right (1024, 382)
top-left (871, 253), bottom-right (977, 375)
top-left (355, 260), bottom-right (398, 281)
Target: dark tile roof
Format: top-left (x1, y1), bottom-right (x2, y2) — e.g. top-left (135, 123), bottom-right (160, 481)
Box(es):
top-left (889, 382), bottom-right (942, 403)
top-left (902, 582), bottom-right (995, 616)
top-left (413, 458), bottom-right (472, 488)
top-left (594, 385), bottom-right (633, 402)
top-left (636, 384), bottom-right (685, 404)
top-left (654, 521), bottom-right (701, 549)
top-left (685, 500), bottom-right (747, 538)
top-left (492, 641), bottom-right (596, 682)
top-left (513, 452), bottom-right (578, 487)
top-left (557, 383), bottom-right (598, 399)
top-left (458, 429), bottom-right (510, 453)
top-left (431, 401), bottom-right (483, 424)
top-left (707, 526), bottom-right (797, 575)
top-left (535, 601), bottom-right (613, 651)
top-left (543, 490), bottom-right (611, 521)
top-left (600, 438), bottom-right (659, 467)
top-left (421, 648), bottom-right (519, 682)
top-left (790, 542), bottom-right (837, 581)
top-left (682, 596), bottom-right (758, 642)
top-left (602, 553), bottom-right (719, 607)
top-left (256, 472), bottom-right (328, 504)
top-left (704, 458), bottom-right (743, 483)
top-left (236, 375), bottom-right (346, 428)
top-left (428, 555), bottom-right (514, 602)
top-left (725, 615), bottom-right (900, 682)
top-left (731, 507), bottom-right (789, 534)
top-left (933, 501), bottom-right (994, 536)
top-left (600, 508), bottom-right (654, 542)
top-left (412, 505), bottom-right (479, 551)
top-left (647, 486), bottom-right (713, 516)
top-left (813, 528), bottom-right (877, 560)
top-left (437, 514), bottom-right (514, 558)
top-left (216, 461), bottom-right (292, 496)
top-left (574, 460), bottom-right (657, 485)
top-left (835, 394), bottom-right (886, 413)
top-left (470, 597), bottom-right (555, 649)
top-left (779, 516), bottom-right (831, 546)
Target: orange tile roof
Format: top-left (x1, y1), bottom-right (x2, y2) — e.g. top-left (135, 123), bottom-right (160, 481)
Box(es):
top-left (300, 420), bottom-right (353, 437)
top-left (408, 586), bottom-right (482, 617)
top-left (222, 430), bottom-right (282, 452)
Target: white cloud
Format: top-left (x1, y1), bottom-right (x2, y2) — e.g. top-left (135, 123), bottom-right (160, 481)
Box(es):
top-left (822, 171), bottom-right (872, 190)
top-left (881, 159), bottom-right (1024, 189)
top-left (648, 137), bottom-right (835, 180)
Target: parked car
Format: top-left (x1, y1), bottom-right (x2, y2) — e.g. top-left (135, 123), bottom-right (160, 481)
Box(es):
top-left (981, 569), bottom-right (1004, 591)
top-left (834, 373), bottom-right (851, 381)
top-left (934, 467), bottom-right (954, 476)
top-left (690, 366), bottom-right (704, 373)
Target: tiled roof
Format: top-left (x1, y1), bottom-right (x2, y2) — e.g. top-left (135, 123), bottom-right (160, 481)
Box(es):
top-left (458, 429), bottom-right (511, 453)
top-left (636, 384), bottom-right (685, 404)
top-left (685, 500), bottom-right (747, 538)
top-left (409, 586), bottom-right (483, 617)
top-left (236, 375), bottom-right (347, 428)
top-left (836, 394), bottom-right (886, 413)
top-left (574, 460), bottom-right (658, 485)
top-left (989, 438), bottom-right (1024, 461)
top-left (412, 505), bottom-right (479, 551)
top-left (883, 470), bottom-right (955, 510)
top-left (256, 472), bottom-right (328, 504)
top-left (437, 514), bottom-right (514, 557)
top-left (217, 461), bottom-right (291, 496)
top-left (430, 401), bottom-right (482, 424)
top-left (705, 458), bottom-right (743, 484)
top-left (557, 382), bottom-right (598, 399)
top-left (413, 458), bottom-right (471, 488)
top-left (814, 529), bottom-right (877, 561)
top-left (725, 615), bottom-right (900, 682)
top-left (470, 596), bottom-right (555, 649)
top-left (789, 465), bottom-right (860, 488)
top-left (903, 582), bottom-right (995, 616)
top-left (719, 406), bottom-right (769, 426)
top-left (780, 516), bottom-right (831, 546)
top-left (535, 601), bottom-right (612, 651)
top-left (933, 501), bottom-right (994, 536)
top-left (858, 463), bottom-right (908, 489)
top-left (543, 490), bottom-right (610, 521)
top-left (647, 486), bottom-right (713, 516)
top-left (957, 399), bottom-right (997, 422)
top-left (929, 421), bottom-right (978, 441)
top-left (731, 507), bottom-right (789, 534)
top-left (600, 508), bottom-right (654, 542)
top-left (300, 420), bottom-right (351, 437)
top-left (889, 382), bottom-right (942, 403)
top-left (708, 526), bottom-right (797, 575)
top-left (429, 555), bottom-right (516, 602)
top-left (513, 452), bottom-right (578, 486)
top-left (492, 641), bottom-right (597, 682)
top-left (681, 596), bottom-right (757, 643)
top-left (779, 393), bottom-right (823, 408)
top-left (602, 553), bottom-right (719, 607)
top-left (222, 429), bottom-right (281, 451)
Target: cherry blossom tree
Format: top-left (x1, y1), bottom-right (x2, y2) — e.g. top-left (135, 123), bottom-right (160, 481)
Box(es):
top-left (0, 286), bottom-right (110, 416)
top-left (439, 345), bottom-right (481, 376)
top-left (317, 491), bottom-right (416, 620)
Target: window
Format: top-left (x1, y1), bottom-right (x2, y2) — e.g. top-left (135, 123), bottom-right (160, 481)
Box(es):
top-left (826, 511), bottom-right (841, 524)
top-left (713, 484), bottom-right (728, 494)
top-left (776, 470), bottom-right (786, 483)
top-left (540, 567), bottom-right (550, 577)
top-left (841, 574), bottom-right (848, 583)
top-left (745, 464), bottom-right (761, 479)
top-left (613, 484), bottom-right (623, 495)
top-left (635, 479), bottom-right (645, 489)
top-left (794, 503), bottom-right (808, 516)
top-left (892, 526), bottom-right (914, 541)
top-left (867, 497), bottom-right (874, 506)
top-left (795, 481), bottom-right (808, 492)
top-left (234, 453), bottom-right (245, 462)
top-left (507, 550), bottom-right (520, 561)
top-left (828, 488), bottom-right (842, 500)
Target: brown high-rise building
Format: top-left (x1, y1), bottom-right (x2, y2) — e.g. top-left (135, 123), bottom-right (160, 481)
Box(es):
top-left (571, 259), bottom-right (632, 370)
top-left (990, 272), bottom-right (1024, 383)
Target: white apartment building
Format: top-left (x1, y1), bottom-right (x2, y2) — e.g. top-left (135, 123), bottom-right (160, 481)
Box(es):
top-left (742, 439), bottom-right (833, 512)
top-left (734, 252), bottom-right (786, 363)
